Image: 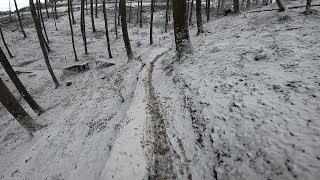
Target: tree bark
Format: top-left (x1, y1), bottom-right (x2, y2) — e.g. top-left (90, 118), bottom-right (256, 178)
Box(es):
top-left (150, 0), bottom-right (154, 44)
top-left (30, 0), bottom-right (60, 88)
top-left (140, 0), bottom-right (143, 28)
top-left (233, 0), bottom-right (240, 13)
top-left (71, 0), bottom-right (76, 24)
top-left (81, 0), bottom-right (88, 54)
top-left (45, 0), bottom-right (50, 18)
top-left (0, 77), bottom-right (42, 133)
top-left (206, 0), bottom-right (210, 21)
top-left (103, 0), bottom-right (113, 58)
top-left (90, 0), bottom-right (96, 32)
top-left (68, 0), bottom-right (78, 61)
top-left (304, 0), bottom-right (312, 14)
top-left (115, 0), bottom-right (118, 38)
top-left (276, 0), bottom-right (287, 11)
top-left (165, 0), bottom-right (169, 32)
top-left (119, 0), bottom-right (133, 60)
top-left (0, 47), bottom-right (44, 115)
top-left (246, 0), bottom-right (251, 9)
top-left (196, 0), bottom-right (204, 35)
top-left (0, 26), bottom-right (14, 58)
top-left (189, 0), bottom-right (194, 25)
top-left (52, 1), bottom-right (58, 30)
top-left (37, 0), bottom-right (50, 43)
top-left (95, 0), bottom-right (98, 18)
top-left (14, 0), bottom-right (27, 38)
top-left (137, 0), bottom-right (140, 25)
top-left (173, 0), bottom-right (192, 54)
top-left (129, 0), bottom-right (133, 23)
top-left (54, 0), bottom-right (58, 19)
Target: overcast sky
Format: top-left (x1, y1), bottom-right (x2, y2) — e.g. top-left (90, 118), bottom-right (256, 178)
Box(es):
top-left (0, 0), bottom-right (45, 12)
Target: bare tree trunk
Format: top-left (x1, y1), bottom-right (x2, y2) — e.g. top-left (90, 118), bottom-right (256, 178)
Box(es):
top-left (129, 0), bottom-right (133, 23)
top-left (52, 1), bottom-right (58, 30)
top-left (165, 0), bottom-right (169, 32)
top-left (0, 26), bottom-right (14, 58)
top-left (45, 0), bottom-right (50, 18)
top-left (103, 0), bottom-right (113, 58)
top-left (221, 0), bottom-right (225, 13)
top-left (234, 0), bottom-right (240, 13)
top-left (9, 0), bottom-right (12, 21)
top-left (206, 0), bottom-right (210, 21)
top-left (173, 0), bottom-right (192, 54)
top-left (276, 0), bottom-right (287, 11)
top-left (137, 0), bottom-right (140, 25)
top-left (37, 0), bottom-right (50, 43)
top-left (71, 0), bottom-right (76, 24)
top-left (68, 0), bottom-right (78, 61)
top-left (189, 0), bottom-right (194, 25)
top-left (217, 0), bottom-right (221, 15)
top-left (115, 0), bottom-right (118, 38)
top-left (30, 0), bottom-right (60, 88)
top-left (0, 47), bottom-right (44, 115)
top-left (120, 0), bottom-right (133, 60)
top-left (241, 0), bottom-right (245, 10)
top-left (118, 1), bottom-right (121, 26)
top-left (54, 0), bottom-right (58, 19)
top-left (90, 0), bottom-right (96, 32)
top-left (150, 0), bottom-right (154, 45)
top-left (0, 77), bottom-right (42, 133)
top-left (140, 0), bottom-right (143, 28)
top-left (14, 0), bottom-right (27, 38)
top-left (86, 0), bottom-right (88, 15)
top-left (196, 0), bottom-right (203, 35)
top-left (95, 0), bottom-right (98, 18)
top-left (81, 0), bottom-right (88, 54)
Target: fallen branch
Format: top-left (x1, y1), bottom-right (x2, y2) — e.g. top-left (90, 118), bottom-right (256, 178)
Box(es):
top-left (248, 4), bottom-right (320, 13)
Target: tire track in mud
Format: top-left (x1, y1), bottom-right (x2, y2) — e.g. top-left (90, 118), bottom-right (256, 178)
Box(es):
top-left (146, 52), bottom-right (178, 180)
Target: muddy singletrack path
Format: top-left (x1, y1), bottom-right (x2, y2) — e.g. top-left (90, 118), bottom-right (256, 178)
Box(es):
top-left (146, 52), bottom-right (177, 180)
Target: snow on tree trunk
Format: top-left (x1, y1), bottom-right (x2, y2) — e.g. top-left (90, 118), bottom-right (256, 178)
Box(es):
top-left (0, 77), bottom-right (42, 133)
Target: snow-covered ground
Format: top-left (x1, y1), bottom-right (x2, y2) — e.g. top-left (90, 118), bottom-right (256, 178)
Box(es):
top-left (0, 1), bottom-right (320, 180)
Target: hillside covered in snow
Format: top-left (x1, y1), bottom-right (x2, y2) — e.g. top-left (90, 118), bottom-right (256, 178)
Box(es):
top-left (0, 0), bottom-right (320, 179)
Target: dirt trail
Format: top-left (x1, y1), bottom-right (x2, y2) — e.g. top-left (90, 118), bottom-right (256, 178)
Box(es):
top-left (146, 52), bottom-right (177, 180)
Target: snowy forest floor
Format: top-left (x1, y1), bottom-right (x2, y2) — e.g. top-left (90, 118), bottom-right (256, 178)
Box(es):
top-left (0, 1), bottom-right (320, 180)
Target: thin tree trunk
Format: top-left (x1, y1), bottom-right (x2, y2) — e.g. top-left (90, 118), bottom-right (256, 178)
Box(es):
top-left (37, 0), bottom-right (50, 43)
top-left (119, 0), bottom-right (133, 60)
top-left (241, 0), bottom-right (245, 10)
top-left (52, 1), bottom-right (58, 30)
top-left (30, 0), bottom-right (60, 88)
top-left (246, 0), bottom-right (251, 9)
top-left (196, 0), bottom-right (203, 35)
top-left (118, 1), bottom-right (121, 26)
top-left (0, 47), bottom-right (45, 115)
top-left (276, 0), bottom-right (287, 11)
top-left (137, 0), bottom-right (140, 25)
top-left (86, 0), bottom-right (88, 15)
top-left (9, 0), bottom-right (12, 21)
top-left (95, 0), bottom-right (98, 18)
top-left (90, 0), bottom-right (96, 32)
top-left (173, 0), bottom-right (192, 54)
top-left (189, 0), bottom-right (194, 25)
top-left (115, 0), bottom-right (118, 38)
top-left (103, 0), bottom-right (113, 58)
top-left (81, 0), bottom-right (88, 54)
top-left (129, 0), bottom-right (133, 23)
top-left (165, 0), bottom-right (169, 32)
top-left (140, 0), bottom-right (143, 28)
top-left (206, 0), bottom-right (210, 21)
top-left (0, 77), bottom-right (42, 133)
top-left (71, 0), bottom-right (76, 24)
top-left (68, 0), bottom-right (78, 61)
top-left (234, 0), bottom-right (240, 13)
top-left (45, 0), bottom-right (50, 18)
top-left (150, 0), bottom-right (154, 44)
top-left (54, 0), bottom-right (58, 19)
top-left (0, 26), bottom-right (14, 58)
top-left (14, 0), bottom-right (27, 38)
